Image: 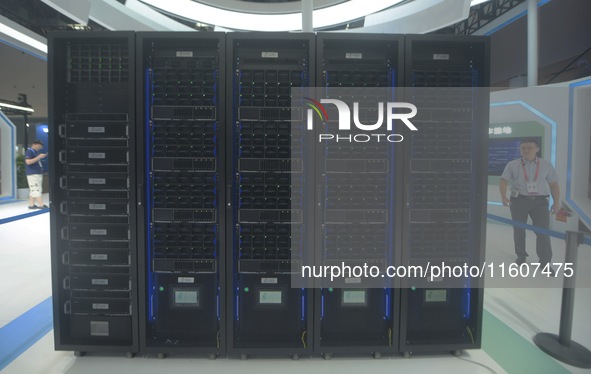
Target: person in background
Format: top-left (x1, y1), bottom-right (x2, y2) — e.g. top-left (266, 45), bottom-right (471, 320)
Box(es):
top-left (25, 139), bottom-right (48, 209)
top-left (499, 138), bottom-right (560, 267)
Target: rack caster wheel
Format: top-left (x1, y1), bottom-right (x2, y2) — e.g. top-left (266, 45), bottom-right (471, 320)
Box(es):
top-left (372, 352), bottom-right (382, 359)
top-left (208, 353), bottom-right (217, 360)
top-left (125, 352), bottom-right (135, 359)
top-left (240, 354), bottom-right (248, 360)
top-left (403, 351), bottom-right (411, 358)
top-left (157, 353), bottom-right (166, 359)
top-left (323, 352), bottom-right (332, 360)
top-left (452, 350), bottom-right (461, 357)
top-left (291, 353), bottom-right (300, 360)
top-left (74, 351), bottom-right (86, 358)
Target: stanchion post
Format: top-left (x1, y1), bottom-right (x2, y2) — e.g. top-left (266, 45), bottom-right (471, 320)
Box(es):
top-left (558, 231), bottom-right (582, 346)
top-left (533, 231), bottom-right (591, 368)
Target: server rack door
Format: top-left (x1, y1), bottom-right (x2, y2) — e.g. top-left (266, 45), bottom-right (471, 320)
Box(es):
top-left (313, 33), bottom-right (404, 358)
top-left (399, 35), bottom-right (490, 353)
top-left (136, 32), bottom-right (225, 357)
top-left (226, 33), bottom-right (315, 358)
top-left (48, 31), bottom-right (138, 355)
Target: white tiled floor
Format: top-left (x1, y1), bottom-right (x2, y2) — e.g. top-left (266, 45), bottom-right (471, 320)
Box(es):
top-left (0, 197), bottom-right (52, 329)
top-left (1, 197), bottom-right (590, 373)
top-left (484, 222), bottom-right (591, 374)
top-left (3, 334), bottom-right (504, 374)
top-left (0, 194), bottom-right (51, 220)
top-left (483, 222), bottom-right (591, 357)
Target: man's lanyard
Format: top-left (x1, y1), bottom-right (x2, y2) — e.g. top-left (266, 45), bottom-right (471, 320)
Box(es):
top-left (28, 148), bottom-right (42, 170)
top-left (521, 158), bottom-right (539, 182)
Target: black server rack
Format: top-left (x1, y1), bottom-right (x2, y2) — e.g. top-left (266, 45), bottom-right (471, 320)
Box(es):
top-left (313, 34), bottom-right (404, 358)
top-left (48, 32), bottom-right (138, 356)
top-left (399, 35), bottom-right (489, 354)
top-left (137, 33), bottom-right (226, 358)
top-left (226, 33), bottom-right (315, 359)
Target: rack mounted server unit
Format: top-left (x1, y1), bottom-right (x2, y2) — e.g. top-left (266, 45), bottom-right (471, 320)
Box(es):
top-left (49, 31), bottom-right (138, 356)
top-left (226, 33), bottom-right (315, 359)
top-left (399, 35), bottom-right (489, 354)
top-left (137, 33), bottom-right (226, 358)
top-left (313, 33), bottom-right (404, 358)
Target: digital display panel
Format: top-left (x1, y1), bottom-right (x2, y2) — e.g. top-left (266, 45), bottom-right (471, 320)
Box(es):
top-left (342, 290), bottom-right (367, 305)
top-left (424, 289), bottom-right (447, 303)
top-left (174, 290), bottom-right (199, 306)
top-left (259, 290), bottom-right (283, 304)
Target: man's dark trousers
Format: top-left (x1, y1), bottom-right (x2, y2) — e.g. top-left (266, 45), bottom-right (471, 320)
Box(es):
top-left (509, 195), bottom-right (552, 263)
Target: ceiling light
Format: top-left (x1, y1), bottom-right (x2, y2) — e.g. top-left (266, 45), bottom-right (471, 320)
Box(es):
top-left (470, 0), bottom-right (493, 6)
top-left (0, 102), bottom-right (35, 114)
top-left (0, 22), bottom-right (47, 54)
top-left (69, 24), bottom-right (89, 30)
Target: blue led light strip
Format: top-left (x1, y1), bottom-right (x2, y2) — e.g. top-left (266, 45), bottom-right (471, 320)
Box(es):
top-left (387, 68), bottom-right (396, 267)
top-left (385, 290), bottom-right (390, 319)
top-left (145, 67), bottom-right (155, 321)
top-left (301, 291), bottom-right (305, 321)
top-left (469, 68), bottom-right (480, 269)
top-left (233, 69), bottom-right (241, 321)
top-left (463, 288), bottom-right (471, 320)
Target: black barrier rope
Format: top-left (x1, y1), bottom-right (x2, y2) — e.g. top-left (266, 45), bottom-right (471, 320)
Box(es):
top-left (487, 213), bottom-right (591, 246)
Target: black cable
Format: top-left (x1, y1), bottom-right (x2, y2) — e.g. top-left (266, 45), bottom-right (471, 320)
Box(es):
top-left (545, 46), bottom-right (591, 84)
top-left (455, 355), bottom-right (498, 374)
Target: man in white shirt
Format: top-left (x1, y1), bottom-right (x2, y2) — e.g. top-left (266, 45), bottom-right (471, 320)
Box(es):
top-left (499, 139), bottom-right (560, 266)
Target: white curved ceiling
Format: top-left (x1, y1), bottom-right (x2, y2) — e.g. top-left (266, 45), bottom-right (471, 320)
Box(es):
top-left (0, 0), bottom-right (490, 59)
top-left (194, 0), bottom-right (348, 14)
top-left (139, 0), bottom-right (409, 32)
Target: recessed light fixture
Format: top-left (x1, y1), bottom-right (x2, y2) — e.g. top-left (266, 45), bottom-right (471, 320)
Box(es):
top-left (470, 0), bottom-right (493, 6)
top-left (0, 102), bottom-right (35, 114)
top-left (0, 22), bottom-right (47, 54)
